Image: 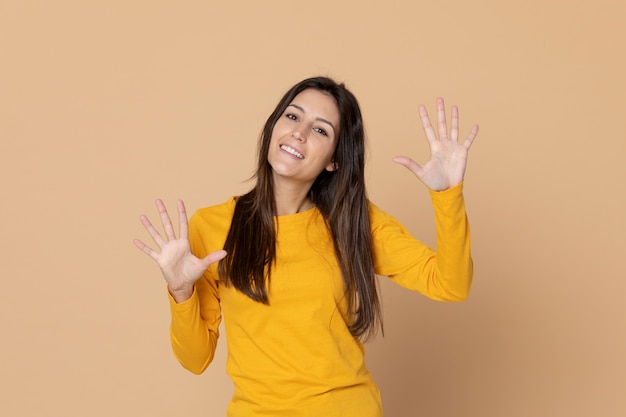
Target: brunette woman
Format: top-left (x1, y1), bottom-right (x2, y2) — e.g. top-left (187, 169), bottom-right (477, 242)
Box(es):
top-left (134, 76), bottom-right (478, 416)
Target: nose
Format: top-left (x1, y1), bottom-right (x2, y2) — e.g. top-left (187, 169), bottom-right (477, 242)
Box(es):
top-left (292, 125), bottom-right (307, 142)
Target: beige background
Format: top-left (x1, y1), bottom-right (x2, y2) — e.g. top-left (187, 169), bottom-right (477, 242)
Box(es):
top-left (1, 1), bottom-right (625, 416)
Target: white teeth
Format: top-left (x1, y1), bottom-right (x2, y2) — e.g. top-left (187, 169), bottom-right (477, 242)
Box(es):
top-left (280, 145), bottom-right (304, 159)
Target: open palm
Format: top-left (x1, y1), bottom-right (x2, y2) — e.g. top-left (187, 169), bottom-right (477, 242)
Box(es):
top-left (393, 97), bottom-right (479, 191)
top-left (134, 199), bottom-right (226, 302)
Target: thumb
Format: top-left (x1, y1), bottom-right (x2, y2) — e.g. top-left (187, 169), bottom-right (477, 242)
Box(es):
top-left (392, 156), bottom-right (425, 179)
top-left (202, 250), bottom-right (228, 267)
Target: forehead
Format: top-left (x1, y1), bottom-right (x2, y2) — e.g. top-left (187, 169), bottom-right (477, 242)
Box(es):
top-left (289, 89), bottom-right (340, 124)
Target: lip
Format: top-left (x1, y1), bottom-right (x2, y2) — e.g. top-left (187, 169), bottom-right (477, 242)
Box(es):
top-left (279, 143), bottom-right (305, 160)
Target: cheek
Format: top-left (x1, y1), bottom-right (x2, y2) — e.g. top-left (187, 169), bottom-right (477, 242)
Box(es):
top-left (267, 127), bottom-right (283, 149)
top-left (271, 119), bottom-right (288, 136)
top-left (327, 140), bottom-right (339, 160)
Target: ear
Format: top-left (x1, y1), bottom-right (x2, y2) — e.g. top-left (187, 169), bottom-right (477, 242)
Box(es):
top-left (325, 161), bottom-right (338, 172)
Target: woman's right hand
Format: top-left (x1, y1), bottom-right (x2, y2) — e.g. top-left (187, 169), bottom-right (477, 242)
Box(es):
top-left (134, 199), bottom-right (227, 303)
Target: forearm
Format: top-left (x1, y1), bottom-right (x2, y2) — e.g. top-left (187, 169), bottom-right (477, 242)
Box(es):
top-left (169, 287), bottom-right (219, 374)
top-left (427, 182), bottom-right (473, 301)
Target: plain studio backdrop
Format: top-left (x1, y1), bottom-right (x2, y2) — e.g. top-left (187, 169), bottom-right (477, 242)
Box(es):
top-left (1, 1), bottom-right (624, 416)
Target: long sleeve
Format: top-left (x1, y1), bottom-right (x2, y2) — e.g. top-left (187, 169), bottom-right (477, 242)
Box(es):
top-left (168, 212), bottom-right (224, 374)
top-left (370, 182), bottom-right (473, 301)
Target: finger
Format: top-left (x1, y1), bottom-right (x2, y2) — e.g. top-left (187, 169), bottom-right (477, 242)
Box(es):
top-left (450, 105), bottom-right (459, 142)
top-left (202, 250), bottom-right (228, 267)
top-left (133, 238), bottom-right (159, 261)
top-left (156, 199), bottom-right (176, 242)
top-left (463, 124), bottom-right (480, 150)
top-left (437, 97), bottom-right (448, 140)
top-left (392, 156), bottom-right (425, 179)
top-left (418, 105), bottom-right (437, 144)
top-left (139, 214), bottom-right (166, 248)
top-left (177, 200), bottom-right (189, 240)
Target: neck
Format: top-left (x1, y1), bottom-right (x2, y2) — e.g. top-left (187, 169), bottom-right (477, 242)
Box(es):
top-left (273, 179), bottom-right (315, 216)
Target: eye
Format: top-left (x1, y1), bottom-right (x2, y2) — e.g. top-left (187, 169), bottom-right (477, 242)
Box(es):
top-left (313, 127), bottom-right (328, 137)
top-left (285, 113), bottom-right (298, 121)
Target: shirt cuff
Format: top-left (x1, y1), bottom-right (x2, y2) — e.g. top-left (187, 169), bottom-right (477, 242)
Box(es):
top-left (167, 285), bottom-right (199, 312)
top-left (429, 181), bottom-right (464, 201)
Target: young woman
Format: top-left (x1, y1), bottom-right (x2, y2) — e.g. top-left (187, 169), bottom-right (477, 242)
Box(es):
top-left (134, 76), bottom-right (479, 416)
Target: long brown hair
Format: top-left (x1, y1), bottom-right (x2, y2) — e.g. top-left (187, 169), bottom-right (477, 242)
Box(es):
top-left (218, 76), bottom-right (382, 340)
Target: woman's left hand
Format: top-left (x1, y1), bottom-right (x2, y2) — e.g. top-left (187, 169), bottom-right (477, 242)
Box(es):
top-left (393, 97), bottom-right (479, 191)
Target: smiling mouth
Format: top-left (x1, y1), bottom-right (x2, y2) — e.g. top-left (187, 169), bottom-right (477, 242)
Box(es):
top-left (280, 145), bottom-right (304, 159)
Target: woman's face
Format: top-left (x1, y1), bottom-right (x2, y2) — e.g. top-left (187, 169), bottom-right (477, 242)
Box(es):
top-left (267, 88), bottom-right (340, 187)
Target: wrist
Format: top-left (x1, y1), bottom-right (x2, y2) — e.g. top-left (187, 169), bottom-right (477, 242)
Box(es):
top-left (168, 285), bottom-right (194, 304)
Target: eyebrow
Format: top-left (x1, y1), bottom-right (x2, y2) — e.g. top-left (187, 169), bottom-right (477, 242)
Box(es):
top-left (287, 104), bottom-right (336, 132)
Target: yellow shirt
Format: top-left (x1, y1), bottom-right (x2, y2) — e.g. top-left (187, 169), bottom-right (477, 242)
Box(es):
top-left (169, 183), bottom-right (472, 416)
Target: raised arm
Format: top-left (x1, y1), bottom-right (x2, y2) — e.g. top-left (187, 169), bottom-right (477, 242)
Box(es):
top-left (134, 199), bottom-right (227, 374)
top-left (375, 98), bottom-right (478, 301)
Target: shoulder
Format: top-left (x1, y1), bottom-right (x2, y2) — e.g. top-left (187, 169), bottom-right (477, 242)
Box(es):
top-left (190, 197), bottom-right (237, 230)
top-left (194, 196), bottom-right (237, 217)
top-left (366, 200), bottom-right (413, 241)
top-left (188, 197), bottom-right (237, 254)
top-left (367, 200), bottom-right (397, 228)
